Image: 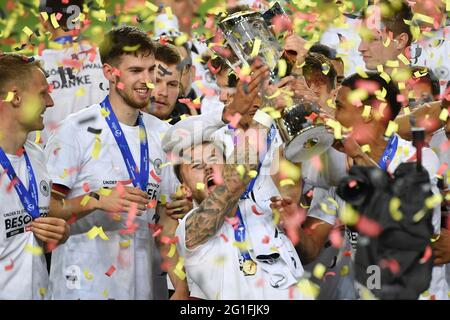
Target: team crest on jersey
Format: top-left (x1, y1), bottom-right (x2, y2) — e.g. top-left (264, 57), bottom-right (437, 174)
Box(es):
top-left (153, 158), bottom-right (162, 175)
top-left (114, 129), bottom-right (122, 137)
top-left (40, 180), bottom-right (50, 197)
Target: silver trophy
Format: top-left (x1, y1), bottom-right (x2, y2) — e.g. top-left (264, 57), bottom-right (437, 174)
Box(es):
top-left (217, 4), bottom-right (334, 162)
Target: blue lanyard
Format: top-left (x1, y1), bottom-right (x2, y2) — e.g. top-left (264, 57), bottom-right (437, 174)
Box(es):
top-left (231, 125), bottom-right (276, 261)
top-left (378, 134), bottom-right (399, 171)
top-left (0, 148), bottom-right (40, 219)
top-left (100, 96), bottom-right (150, 191)
top-left (53, 36), bottom-right (74, 45)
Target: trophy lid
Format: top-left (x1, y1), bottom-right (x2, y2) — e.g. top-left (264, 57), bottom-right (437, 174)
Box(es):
top-left (218, 10), bottom-right (263, 32)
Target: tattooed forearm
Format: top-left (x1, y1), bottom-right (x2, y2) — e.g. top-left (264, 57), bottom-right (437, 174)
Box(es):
top-left (184, 164), bottom-right (254, 250)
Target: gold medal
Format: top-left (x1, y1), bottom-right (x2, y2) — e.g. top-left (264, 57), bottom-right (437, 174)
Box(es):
top-left (242, 259), bottom-right (257, 276)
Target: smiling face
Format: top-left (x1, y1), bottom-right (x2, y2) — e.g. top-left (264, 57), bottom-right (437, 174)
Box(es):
top-left (179, 143), bottom-right (224, 204)
top-left (107, 53), bottom-right (156, 110)
top-left (149, 60), bottom-right (181, 120)
top-left (18, 67), bottom-right (54, 131)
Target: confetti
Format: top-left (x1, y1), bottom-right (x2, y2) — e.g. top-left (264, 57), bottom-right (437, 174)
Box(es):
top-left (150, 170), bottom-right (161, 183)
top-left (313, 263), bottom-right (326, 279)
top-left (83, 269), bottom-right (94, 280)
top-left (419, 246), bottom-right (432, 264)
top-left (280, 179), bottom-right (295, 187)
top-left (196, 182), bottom-right (205, 190)
top-left (116, 82), bottom-right (125, 90)
top-left (361, 144), bottom-right (371, 153)
top-left (4, 259), bottom-right (14, 271)
top-left (250, 38), bottom-right (262, 58)
top-left (3, 91), bottom-right (14, 102)
top-left (389, 197), bottom-right (403, 221)
top-left (25, 244), bottom-right (43, 256)
top-left (439, 108), bottom-right (449, 121)
top-left (105, 265), bottom-right (116, 277)
top-left (251, 204), bottom-right (264, 216)
top-left (167, 243), bottom-right (176, 258)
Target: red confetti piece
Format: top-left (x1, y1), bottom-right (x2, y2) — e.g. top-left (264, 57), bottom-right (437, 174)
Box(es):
top-left (311, 155), bottom-right (322, 171)
top-left (55, 12), bottom-right (63, 21)
top-left (82, 182), bottom-right (90, 193)
top-left (288, 286), bottom-right (295, 299)
top-left (160, 236), bottom-right (172, 245)
top-left (348, 180), bottom-right (357, 188)
top-left (4, 259), bottom-right (14, 271)
top-left (147, 199), bottom-right (157, 209)
top-left (356, 216), bottom-right (382, 237)
top-left (6, 178), bottom-right (18, 192)
top-left (46, 241), bottom-right (57, 253)
top-left (324, 271), bottom-right (336, 280)
top-left (117, 82), bottom-right (125, 90)
top-left (220, 233), bottom-right (228, 242)
top-left (304, 112), bottom-right (318, 121)
top-left (329, 229), bottom-right (344, 248)
top-left (15, 147), bottom-right (25, 157)
top-left (152, 228), bottom-right (162, 237)
top-left (343, 250), bottom-right (352, 257)
top-left (261, 235), bottom-right (270, 244)
top-left (437, 163), bottom-right (448, 176)
top-left (419, 245), bottom-right (432, 264)
top-left (67, 213), bottom-right (78, 225)
top-left (48, 83), bottom-right (54, 93)
top-left (150, 170), bottom-right (161, 183)
top-left (226, 113), bottom-right (242, 129)
top-left (112, 68), bottom-right (121, 77)
top-left (25, 225), bottom-right (32, 232)
top-left (306, 189), bottom-right (314, 198)
top-left (105, 265), bottom-right (116, 277)
top-left (380, 258), bottom-right (400, 274)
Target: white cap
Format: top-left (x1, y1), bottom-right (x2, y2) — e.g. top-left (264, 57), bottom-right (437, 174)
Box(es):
top-left (162, 115), bottom-right (226, 161)
top-left (154, 13), bottom-right (181, 38)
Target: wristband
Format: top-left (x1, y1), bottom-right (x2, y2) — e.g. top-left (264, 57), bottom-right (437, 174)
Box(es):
top-left (252, 109), bottom-right (273, 128)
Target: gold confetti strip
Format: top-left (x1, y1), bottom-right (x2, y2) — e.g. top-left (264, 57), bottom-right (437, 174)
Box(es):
top-left (167, 243), bottom-right (176, 258)
top-left (250, 38), bottom-right (262, 58)
top-left (384, 121), bottom-right (398, 137)
top-left (3, 91), bottom-right (14, 102)
top-left (313, 263), bottom-right (326, 280)
top-left (361, 144), bottom-right (371, 153)
top-left (25, 244), bottom-right (43, 256)
top-left (389, 197), bottom-right (403, 221)
top-left (196, 182), bottom-right (205, 190)
top-left (439, 108), bottom-right (449, 121)
top-left (280, 179), bottom-right (295, 187)
top-left (296, 278), bottom-right (320, 299)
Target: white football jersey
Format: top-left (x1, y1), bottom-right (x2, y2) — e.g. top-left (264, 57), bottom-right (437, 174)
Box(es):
top-left (44, 104), bottom-right (178, 299)
top-left (0, 141), bottom-right (51, 299)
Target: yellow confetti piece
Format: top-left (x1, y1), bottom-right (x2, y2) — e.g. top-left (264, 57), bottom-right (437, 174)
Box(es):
top-left (389, 197), bottom-right (403, 221)
top-left (236, 165), bottom-right (245, 178)
top-left (326, 98), bottom-right (336, 109)
top-left (97, 227), bottom-right (109, 241)
top-left (40, 12), bottom-right (49, 21)
top-left (413, 13), bottom-right (434, 24)
top-left (397, 54), bottom-right (410, 66)
top-left (145, 1), bottom-right (159, 12)
top-left (421, 290), bottom-right (430, 297)
top-left (425, 194), bottom-right (443, 209)
top-left (248, 170), bottom-right (258, 178)
top-left (83, 269), bottom-right (94, 280)
top-left (361, 144), bottom-right (371, 153)
top-left (277, 59), bottom-right (287, 78)
top-left (385, 60), bottom-right (399, 68)
top-left (320, 202), bottom-right (336, 215)
top-left (196, 182), bottom-right (205, 190)
top-left (241, 64), bottom-right (251, 76)
top-left (266, 89), bottom-right (281, 100)
top-left (348, 88), bottom-right (368, 105)
top-left (123, 44), bottom-right (141, 52)
top-left (119, 240), bottom-right (131, 248)
top-left (100, 108), bottom-right (110, 117)
top-left (382, 37), bottom-right (391, 47)
top-left (398, 82), bottom-right (406, 90)
top-left (340, 265), bottom-right (349, 276)
top-left (340, 203), bottom-right (359, 226)
top-left (380, 72), bottom-right (391, 83)
top-left (80, 195), bottom-right (91, 207)
top-left (272, 209), bottom-right (280, 225)
top-left (25, 244), bottom-right (43, 256)
top-left (232, 240), bottom-right (250, 250)
top-left (91, 135), bottom-right (101, 159)
top-left (22, 26), bottom-right (33, 37)
top-left (86, 226), bottom-right (99, 239)
top-left (321, 63), bottom-right (330, 75)
top-left (280, 178), bottom-right (295, 187)
top-left (174, 257), bottom-right (186, 280)
top-left (377, 64), bottom-right (384, 73)
top-left (296, 278), bottom-right (320, 299)
top-left (439, 108), bottom-right (449, 121)
top-left (167, 243), bottom-right (176, 258)
top-left (99, 188), bottom-right (112, 196)
top-left (3, 91), bottom-right (14, 102)
top-left (50, 13), bottom-right (60, 29)
top-left (355, 66), bottom-right (368, 78)
top-left (75, 87), bottom-right (86, 97)
top-left (325, 119), bottom-right (342, 139)
top-left (39, 287), bottom-right (47, 297)
top-left (165, 6), bottom-right (173, 19)
top-left (413, 208), bottom-right (427, 223)
top-left (313, 263), bottom-right (326, 279)
top-left (250, 38), bottom-right (262, 58)
top-left (180, 114), bottom-right (188, 121)
top-left (403, 107), bottom-right (410, 116)
top-left (160, 194), bottom-right (167, 205)
top-left (384, 121), bottom-right (398, 137)
top-left (146, 82), bottom-right (154, 89)
top-left (34, 131), bottom-right (41, 144)
top-left (175, 33), bottom-right (189, 46)
top-left (362, 105), bottom-right (371, 120)
top-left (269, 110), bottom-right (282, 119)
top-left (102, 289), bottom-right (108, 298)
top-left (431, 234), bottom-right (440, 243)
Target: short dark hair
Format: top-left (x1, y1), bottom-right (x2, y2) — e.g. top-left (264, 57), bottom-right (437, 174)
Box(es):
top-left (211, 56), bottom-right (238, 87)
top-left (0, 54), bottom-right (43, 96)
top-left (375, 0), bottom-right (413, 46)
top-left (100, 26), bottom-right (155, 65)
top-left (341, 71), bottom-right (402, 121)
top-left (410, 66), bottom-right (440, 97)
top-left (303, 52), bottom-right (337, 91)
top-left (39, 0), bottom-right (84, 31)
top-left (155, 43), bottom-right (181, 66)
top-left (309, 43), bottom-right (338, 60)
